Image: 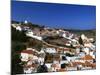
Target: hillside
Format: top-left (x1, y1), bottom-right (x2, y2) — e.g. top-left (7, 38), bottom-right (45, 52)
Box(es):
top-left (11, 21), bottom-right (96, 49)
top-left (64, 29), bottom-right (96, 39)
top-left (11, 21), bottom-right (96, 74)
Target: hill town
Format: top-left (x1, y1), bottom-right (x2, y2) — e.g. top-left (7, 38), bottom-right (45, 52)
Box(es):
top-left (11, 20), bottom-right (96, 74)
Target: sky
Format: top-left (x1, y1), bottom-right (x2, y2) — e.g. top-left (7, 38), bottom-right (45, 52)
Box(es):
top-left (11, 1), bottom-right (96, 30)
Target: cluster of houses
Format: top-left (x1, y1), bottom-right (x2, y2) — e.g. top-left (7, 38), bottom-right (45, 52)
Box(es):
top-left (12, 21), bottom-right (96, 74)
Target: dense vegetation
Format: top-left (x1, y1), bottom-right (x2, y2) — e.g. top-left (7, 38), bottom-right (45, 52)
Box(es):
top-left (11, 26), bottom-right (28, 74)
top-left (11, 25), bottom-right (43, 74)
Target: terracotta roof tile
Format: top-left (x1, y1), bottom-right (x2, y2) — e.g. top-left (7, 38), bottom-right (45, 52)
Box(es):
top-left (81, 55), bottom-right (93, 60)
top-left (21, 50), bottom-right (34, 54)
top-left (72, 62), bottom-right (83, 66)
top-left (63, 48), bottom-right (70, 51)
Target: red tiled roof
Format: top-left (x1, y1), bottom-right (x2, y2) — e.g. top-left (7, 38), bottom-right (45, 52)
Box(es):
top-left (81, 55), bottom-right (93, 60)
top-left (63, 48), bottom-right (70, 51)
top-left (24, 64), bottom-right (37, 68)
top-left (91, 63), bottom-right (96, 68)
top-left (72, 61), bottom-right (90, 67)
top-left (85, 61), bottom-right (91, 66)
top-left (21, 50), bottom-right (34, 54)
top-left (72, 62), bottom-right (84, 67)
top-left (57, 48), bottom-right (63, 50)
top-left (57, 48), bottom-right (70, 51)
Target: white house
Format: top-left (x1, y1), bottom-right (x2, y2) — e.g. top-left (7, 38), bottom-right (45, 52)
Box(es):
top-left (38, 50), bottom-right (45, 65)
top-left (71, 39), bottom-right (79, 47)
top-left (22, 26), bottom-right (30, 31)
top-left (11, 24), bottom-right (17, 28)
top-left (26, 48), bottom-right (33, 50)
top-left (69, 33), bottom-right (74, 39)
top-left (26, 32), bottom-right (42, 41)
top-left (21, 50), bottom-right (34, 62)
top-left (56, 30), bottom-right (60, 34)
top-left (21, 53), bottom-right (29, 62)
top-left (84, 42), bottom-right (92, 47)
top-left (75, 47), bottom-right (80, 54)
top-left (60, 60), bottom-right (69, 64)
top-left (26, 30), bottom-right (34, 35)
top-left (65, 42), bottom-right (71, 46)
top-left (45, 48), bottom-right (56, 54)
top-left (81, 34), bottom-right (87, 40)
top-left (21, 49), bottom-right (39, 63)
top-left (12, 24), bottom-right (22, 31)
top-left (16, 26), bottom-right (22, 31)
top-left (24, 20), bottom-right (28, 24)
top-left (51, 63), bottom-right (60, 72)
top-left (38, 57), bottom-right (44, 65)
top-left (26, 48), bottom-right (39, 54)
top-left (90, 51), bottom-right (96, 59)
top-left (45, 63), bottom-right (52, 71)
top-left (62, 32), bottom-right (66, 38)
top-left (89, 38), bottom-right (94, 42)
top-left (82, 47), bottom-right (90, 55)
top-left (74, 58), bottom-right (85, 63)
top-left (24, 66), bottom-right (34, 74)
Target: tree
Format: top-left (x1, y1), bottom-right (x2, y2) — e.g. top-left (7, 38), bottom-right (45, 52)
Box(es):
top-left (37, 64), bottom-right (48, 73)
top-left (27, 38), bottom-right (43, 51)
top-left (79, 36), bottom-right (83, 45)
top-left (11, 53), bottom-right (24, 74)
